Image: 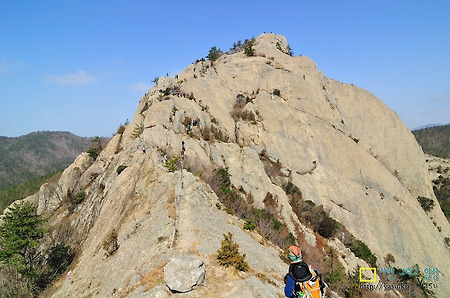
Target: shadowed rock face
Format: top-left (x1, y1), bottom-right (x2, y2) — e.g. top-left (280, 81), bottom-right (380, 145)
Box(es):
top-left (17, 33), bottom-right (448, 297)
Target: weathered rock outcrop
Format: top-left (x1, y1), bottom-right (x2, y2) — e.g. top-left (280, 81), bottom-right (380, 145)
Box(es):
top-left (164, 256), bottom-right (205, 293)
top-left (13, 33), bottom-right (449, 297)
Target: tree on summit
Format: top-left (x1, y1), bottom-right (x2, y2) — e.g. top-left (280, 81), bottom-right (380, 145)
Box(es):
top-left (207, 46), bottom-right (223, 61)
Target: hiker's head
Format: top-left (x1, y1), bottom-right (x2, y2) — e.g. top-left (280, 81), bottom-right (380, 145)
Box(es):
top-left (288, 246), bottom-right (302, 263)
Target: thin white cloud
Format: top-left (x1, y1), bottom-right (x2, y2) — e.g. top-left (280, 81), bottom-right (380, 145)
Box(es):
top-left (43, 70), bottom-right (98, 85)
top-left (129, 82), bottom-right (151, 93)
top-left (431, 90), bottom-right (450, 102)
top-left (0, 59), bottom-right (23, 75)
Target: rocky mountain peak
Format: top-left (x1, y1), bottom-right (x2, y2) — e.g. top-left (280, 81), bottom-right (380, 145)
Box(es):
top-left (9, 33), bottom-right (449, 297)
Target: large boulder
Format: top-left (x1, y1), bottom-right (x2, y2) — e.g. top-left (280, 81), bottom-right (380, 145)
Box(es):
top-left (164, 256), bottom-right (205, 293)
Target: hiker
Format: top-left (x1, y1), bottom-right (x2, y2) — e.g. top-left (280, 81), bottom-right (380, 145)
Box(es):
top-left (284, 246), bottom-right (326, 298)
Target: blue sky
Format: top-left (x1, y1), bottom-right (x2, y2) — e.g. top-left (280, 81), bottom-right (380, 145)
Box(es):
top-left (1, 0), bottom-right (449, 137)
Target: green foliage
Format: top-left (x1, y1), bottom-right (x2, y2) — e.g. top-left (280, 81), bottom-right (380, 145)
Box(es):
top-left (87, 147), bottom-right (100, 160)
top-left (445, 237), bottom-right (450, 247)
top-left (229, 40), bottom-right (243, 53)
top-left (75, 190), bottom-right (86, 203)
top-left (217, 167), bottom-right (232, 187)
top-left (348, 239), bottom-right (377, 267)
top-left (206, 46), bottom-right (223, 61)
top-left (273, 89), bottom-right (281, 96)
top-left (243, 219), bottom-right (256, 231)
top-left (318, 216), bottom-right (340, 238)
top-left (412, 124), bottom-right (450, 159)
top-left (344, 265), bottom-right (364, 297)
top-left (272, 218), bottom-right (282, 231)
top-left (216, 202), bottom-right (222, 210)
top-left (46, 244), bottom-right (74, 275)
top-left (318, 216), bottom-right (337, 237)
top-left (0, 201), bottom-right (47, 285)
top-left (433, 177), bottom-right (450, 220)
top-left (159, 87), bottom-right (171, 96)
top-left (151, 76), bottom-right (159, 85)
top-left (282, 182), bottom-right (301, 196)
top-left (243, 38), bottom-right (255, 57)
top-left (325, 263), bottom-right (346, 287)
top-left (276, 41), bottom-right (294, 56)
top-left (87, 136), bottom-right (103, 160)
top-left (116, 165), bottom-right (127, 175)
top-left (287, 45), bottom-right (294, 56)
top-left (34, 244), bottom-right (75, 292)
top-left (205, 167), bottom-right (294, 251)
top-left (131, 123), bottom-right (145, 139)
top-left (164, 157), bottom-right (180, 173)
top-left (417, 196), bottom-right (434, 213)
top-left (171, 106), bottom-right (178, 121)
top-left (217, 232), bottom-right (248, 271)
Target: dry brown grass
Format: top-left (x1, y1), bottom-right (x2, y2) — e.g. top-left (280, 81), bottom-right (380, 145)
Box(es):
top-left (142, 264), bottom-right (165, 292)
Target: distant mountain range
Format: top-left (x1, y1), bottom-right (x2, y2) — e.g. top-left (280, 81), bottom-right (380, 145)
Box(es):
top-left (412, 124), bottom-right (450, 159)
top-left (413, 123), bottom-right (450, 131)
top-left (0, 131), bottom-right (92, 191)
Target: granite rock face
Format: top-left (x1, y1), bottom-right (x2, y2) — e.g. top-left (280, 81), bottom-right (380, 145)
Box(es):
top-left (8, 33), bottom-right (448, 297)
top-left (164, 256), bottom-right (205, 293)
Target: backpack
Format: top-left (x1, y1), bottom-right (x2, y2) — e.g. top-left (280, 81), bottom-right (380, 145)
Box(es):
top-left (288, 262), bottom-right (325, 298)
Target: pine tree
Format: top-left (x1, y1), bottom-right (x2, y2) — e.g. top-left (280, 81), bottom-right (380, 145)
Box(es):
top-left (0, 201), bottom-right (47, 284)
top-left (207, 46), bottom-right (223, 61)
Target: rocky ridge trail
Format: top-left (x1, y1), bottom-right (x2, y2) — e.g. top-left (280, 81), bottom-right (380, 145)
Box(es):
top-left (9, 33), bottom-right (449, 297)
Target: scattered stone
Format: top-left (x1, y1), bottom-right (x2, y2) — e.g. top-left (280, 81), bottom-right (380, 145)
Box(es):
top-left (164, 256), bottom-right (205, 293)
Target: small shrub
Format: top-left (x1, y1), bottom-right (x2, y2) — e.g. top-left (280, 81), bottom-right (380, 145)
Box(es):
top-left (131, 123), bottom-right (144, 139)
top-left (151, 76), bottom-right (159, 85)
top-left (116, 124), bottom-right (126, 135)
top-left (272, 218), bottom-right (282, 231)
top-left (75, 190), bottom-right (86, 203)
top-left (282, 182), bottom-right (301, 196)
top-left (216, 202), bottom-right (222, 210)
top-left (207, 46), bottom-right (223, 61)
top-left (116, 165), bottom-right (127, 175)
top-left (87, 147), bottom-right (100, 160)
top-left (164, 157), bottom-right (180, 172)
top-left (243, 219), bottom-right (256, 231)
top-left (417, 196), bottom-right (434, 213)
top-left (385, 253), bottom-right (395, 265)
top-left (160, 87), bottom-right (171, 96)
top-left (243, 38), bottom-right (255, 57)
top-left (46, 244), bottom-right (75, 275)
top-left (217, 232), bottom-right (248, 271)
top-left (348, 239), bottom-right (377, 267)
top-left (273, 89), bottom-right (281, 96)
top-left (318, 216), bottom-right (340, 238)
